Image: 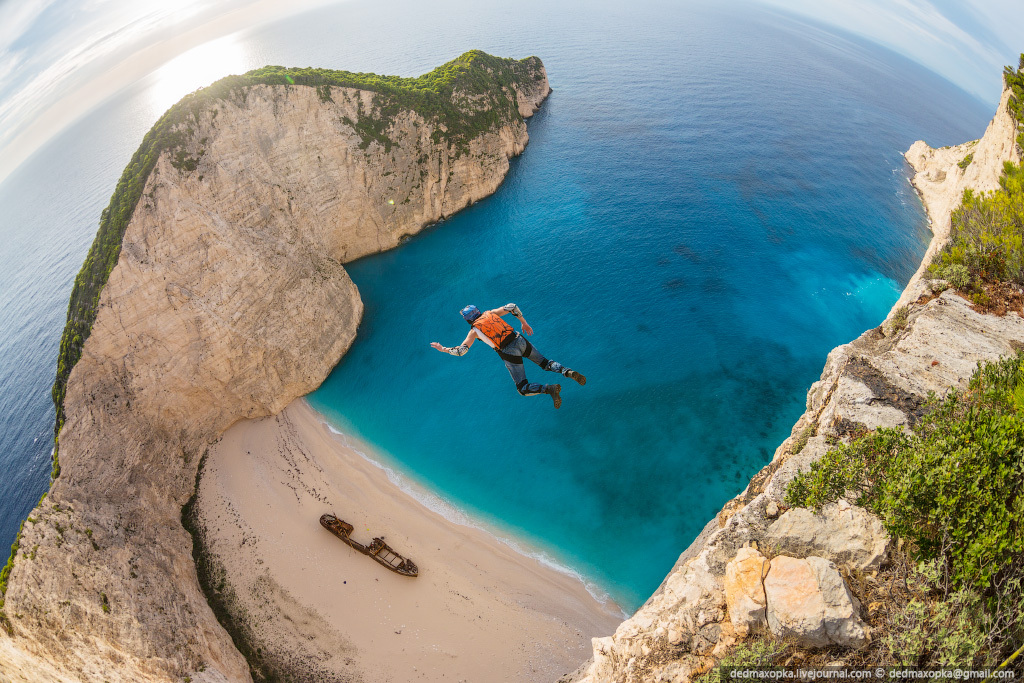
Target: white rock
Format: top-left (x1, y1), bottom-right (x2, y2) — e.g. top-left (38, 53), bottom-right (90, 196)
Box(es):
top-left (765, 502), bottom-right (890, 570)
top-left (764, 555), bottom-right (868, 648)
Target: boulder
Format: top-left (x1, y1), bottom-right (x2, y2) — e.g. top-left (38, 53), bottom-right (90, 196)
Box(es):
top-left (724, 546), bottom-right (770, 636)
top-left (763, 555), bottom-right (868, 648)
top-left (765, 500), bottom-right (889, 570)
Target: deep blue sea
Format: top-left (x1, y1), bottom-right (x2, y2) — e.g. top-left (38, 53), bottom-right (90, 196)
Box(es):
top-left (0, 0), bottom-right (991, 611)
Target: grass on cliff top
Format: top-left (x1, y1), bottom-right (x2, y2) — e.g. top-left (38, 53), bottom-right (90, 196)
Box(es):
top-left (50, 50), bottom-right (543, 473)
top-left (785, 353), bottom-right (1024, 667)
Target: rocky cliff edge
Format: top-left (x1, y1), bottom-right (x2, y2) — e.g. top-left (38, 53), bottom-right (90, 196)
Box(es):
top-left (563, 86), bottom-right (1021, 683)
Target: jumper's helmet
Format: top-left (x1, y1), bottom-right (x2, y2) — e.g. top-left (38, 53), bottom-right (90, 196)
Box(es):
top-left (460, 305), bottom-right (482, 323)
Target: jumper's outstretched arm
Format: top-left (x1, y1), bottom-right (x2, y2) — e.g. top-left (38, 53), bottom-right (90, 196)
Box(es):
top-left (431, 329), bottom-right (476, 356)
top-left (489, 303), bottom-right (533, 336)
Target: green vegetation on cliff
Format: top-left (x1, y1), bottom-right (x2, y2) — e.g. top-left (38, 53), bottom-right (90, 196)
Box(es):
top-left (50, 50), bottom-right (544, 473)
top-left (1004, 53), bottom-right (1024, 151)
top-left (786, 353), bottom-right (1024, 667)
top-left (929, 161), bottom-right (1024, 294)
top-left (926, 55), bottom-right (1024, 301)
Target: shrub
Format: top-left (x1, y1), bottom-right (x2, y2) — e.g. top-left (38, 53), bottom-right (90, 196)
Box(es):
top-left (791, 424), bottom-right (816, 455)
top-left (884, 560), bottom-right (992, 667)
top-left (939, 263), bottom-right (972, 290)
top-left (0, 521), bottom-right (24, 597)
top-left (1005, 53), bottom-right (1024, 152)
top-left (958, 152), bottom-right (974, 169)
top-left (932, 162), bottom-right (1024, 287)
top-left (696, 638), bottom-right (787, 683)
top-left (891, 305), bottom-right (909, 331)
top-left (786, 353), bottom-right (1024, 664)
top-left (933, 56), bottom-right (1024, 289)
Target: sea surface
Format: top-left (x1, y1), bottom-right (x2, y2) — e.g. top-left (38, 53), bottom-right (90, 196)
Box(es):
top-left (0, 0), bottom-right (991, 611)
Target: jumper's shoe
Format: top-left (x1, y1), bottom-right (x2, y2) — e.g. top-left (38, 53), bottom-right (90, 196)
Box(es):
top-left (548, 384), bottom-right (562, 409)
top-left (565, 369), bottom-right (587, 386)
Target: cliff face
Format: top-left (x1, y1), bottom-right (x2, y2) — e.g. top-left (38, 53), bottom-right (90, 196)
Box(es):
top-left (895, 86), bottom-right (1020, 310)
top-left (0, 56), bottom-right (549, 682)
top-left (564, 88), bottom-right (1021, 683)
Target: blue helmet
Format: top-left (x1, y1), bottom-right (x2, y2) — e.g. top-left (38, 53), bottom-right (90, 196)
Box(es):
top-left (460, 304), bottom-right (482, 323)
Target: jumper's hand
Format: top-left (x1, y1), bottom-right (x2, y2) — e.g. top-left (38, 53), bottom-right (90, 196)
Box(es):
top-left (522, 322), bottom-right (534, 336)
top-left (430, 342), bottom-right (444, 351)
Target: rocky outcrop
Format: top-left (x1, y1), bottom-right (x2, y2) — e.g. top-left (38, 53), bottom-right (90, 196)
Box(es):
top-left (724, 547), bottom-right (769, 637)
top-left (0, 54), bottom-right (549, 682)
top-left (763, 556), bottom-right (868, 649)
top-left (566, 85), bottom-right (1022, 683)
top-left (764, 501), bottom-right (889, 571)
top-left (895, 86), bottom-right (1020, 311)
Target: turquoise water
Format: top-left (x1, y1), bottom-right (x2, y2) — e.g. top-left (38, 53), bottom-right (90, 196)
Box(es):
top-left (0, 0), bottom-right (990, 612)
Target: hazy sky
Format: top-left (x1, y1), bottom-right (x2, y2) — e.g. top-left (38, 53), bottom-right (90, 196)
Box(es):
top-left (0, 0), bottom-right (1021, 185)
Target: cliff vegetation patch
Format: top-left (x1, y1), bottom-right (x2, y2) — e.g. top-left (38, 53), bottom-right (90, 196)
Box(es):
top-left (785, 353), bottom-right (1024, 668)
top-left (925, 56), bottom-right (1024, 316)
top-left (1005, 54), bottom-right (1024, 152)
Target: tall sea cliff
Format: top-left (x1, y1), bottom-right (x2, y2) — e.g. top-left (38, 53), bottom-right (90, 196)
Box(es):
top-left (0, 51), bottom-right (550, 683)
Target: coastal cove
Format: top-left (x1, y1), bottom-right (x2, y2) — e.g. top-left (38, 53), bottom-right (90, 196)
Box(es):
top-left (191, 399), bottom-right (622, 682)
top-left (302, 4), bottom-right (993, 611)
top-left (0, 0), bottom-right (1002, 680)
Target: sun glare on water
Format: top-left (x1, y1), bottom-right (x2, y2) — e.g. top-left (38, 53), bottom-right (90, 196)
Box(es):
top-left (149, 34), bottom-right (249, 115)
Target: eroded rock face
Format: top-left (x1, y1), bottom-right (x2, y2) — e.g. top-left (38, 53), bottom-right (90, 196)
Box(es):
top-left (765, 501), bottom-right (889, 571)
top-left (763, 556), bottom-right (868, 649)
top-left (895, 86), bottom-right (1020, 312)
top-left (724, 547), bottom-right (769, 636)
top-left (0, 64), bottom-right (550, 682)
top-left (567, 85), bottom-right (1021, 683)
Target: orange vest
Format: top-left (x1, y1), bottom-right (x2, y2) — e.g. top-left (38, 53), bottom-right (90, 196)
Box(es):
top-left (472, 311), bottom-right (515, 349)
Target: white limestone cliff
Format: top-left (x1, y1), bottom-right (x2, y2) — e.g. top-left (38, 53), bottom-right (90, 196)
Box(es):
top-left (0, 59), bottom-right (550, 683)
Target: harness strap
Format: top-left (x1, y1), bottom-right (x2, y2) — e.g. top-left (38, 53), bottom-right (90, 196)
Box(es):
top-left (499, 349), bottom-right (523, 364)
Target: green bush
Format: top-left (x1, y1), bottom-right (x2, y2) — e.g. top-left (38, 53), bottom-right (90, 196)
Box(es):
top-left (884, 561), bottom-right (991, 667)
top-left (931, 53), bottom-right (1024, 288)
top-left (786, 353), bottom-right (1024, 664)
top-left (696, 639), bottom-right (786, 683)
top-left (936, 263), bottom-right (972, 290)
top-left (958, 152), bottom-right (974, 169)
top-left (933, 162), bottom-right (1024, 286)
top-left (789, 353), bottom-right (1024, 589)
top-left (891, 305), bottom-right (909, 331)
top-left (0, 520), bottom-right (23, 597)
top-left (1005, 53), bottom-right (1024, 151)
top-left (790, 424), bottom-right (816, 455)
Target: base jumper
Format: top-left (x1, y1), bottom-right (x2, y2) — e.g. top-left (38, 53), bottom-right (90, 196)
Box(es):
top-left (431, 303), bottom-right (586, 409)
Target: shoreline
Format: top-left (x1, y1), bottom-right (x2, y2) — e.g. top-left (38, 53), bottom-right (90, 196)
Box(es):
top-left (307, 406), bottom-right (626, 617)
top-left (193, 398), bottom-right (622, 682)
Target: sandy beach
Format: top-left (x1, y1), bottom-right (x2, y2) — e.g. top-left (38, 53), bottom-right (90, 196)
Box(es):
top-left (193, 398), bottom-right (622, 682)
